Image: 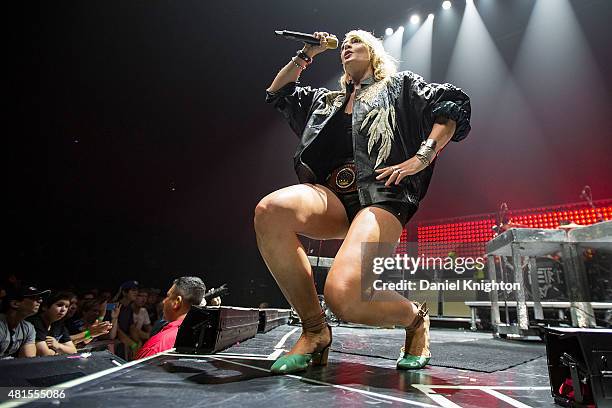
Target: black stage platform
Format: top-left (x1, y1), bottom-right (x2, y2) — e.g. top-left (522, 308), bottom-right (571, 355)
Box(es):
top-left (4, 325), bottom-right (556, 408)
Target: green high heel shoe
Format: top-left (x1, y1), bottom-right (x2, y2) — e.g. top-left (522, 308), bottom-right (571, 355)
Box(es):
top-left (270, 311), bottom-right (332, 375)
top-left (397, 301), bottom-right (431, 370)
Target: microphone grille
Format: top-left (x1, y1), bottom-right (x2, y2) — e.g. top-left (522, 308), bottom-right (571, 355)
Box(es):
top-left (326, 37), bottom-right (338, 49)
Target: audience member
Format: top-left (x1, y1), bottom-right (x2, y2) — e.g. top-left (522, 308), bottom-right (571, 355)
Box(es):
top-left (2, 280), bottom-right (212, 359)
top-left (81, 292), bottom-right (95, 301)
top-left (136, 277), bottom-right (206, 358)
top-left (1, 285), bottom-right (49, 358)
top-left (112, 281), bottom-right (141, 359)
top-left (149, 286), bottom-right (221, 337)
top-left (145, 288), bottom-right (162, 323)
top-left (66, 294), bottom-right (78, 319)
top-left (28, 291), bottom-right (77, 356)
top-left (100, 290), bottom-right (113, 303)
top-left (63, 294), bottom-right (80, 334)
top-left (132, 289), bottom-right (151, 342)
top-left (69, 298), bottom-right (115, 347)
top-left (78, 299), bottom-right (104, 329)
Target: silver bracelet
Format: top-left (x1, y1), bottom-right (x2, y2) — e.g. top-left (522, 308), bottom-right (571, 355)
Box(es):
top-left (422, 139), bottom-right (437, 150)
top-left (291, 57), bottom-right (306, 70)
top-left (415, 139), bottom-right (437, 166)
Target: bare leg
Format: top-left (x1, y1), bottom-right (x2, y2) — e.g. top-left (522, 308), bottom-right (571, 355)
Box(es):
top-left (324, 206), bottom-right (430, 369)
top-left (254, 183), bottom-right (349, 354)
top-left (324, 206), bottom-right (419, 327)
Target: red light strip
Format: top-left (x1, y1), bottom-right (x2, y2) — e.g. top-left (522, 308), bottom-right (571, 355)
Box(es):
top-left (404, 203), bottom-right (611, 258)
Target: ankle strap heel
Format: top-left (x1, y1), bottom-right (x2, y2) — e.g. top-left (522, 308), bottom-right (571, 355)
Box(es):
top-left (397, 301), bottom-right (431, 370)
top-left (302, 310), bottom-right (332, 366)
top-left (270, 310), bottom-right (332, 374)
top-left (405, 301), bottom-right (428, 329)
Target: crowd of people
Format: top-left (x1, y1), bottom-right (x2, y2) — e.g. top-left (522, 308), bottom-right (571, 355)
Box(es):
top-left (0, 276), bottom-right (219, 361)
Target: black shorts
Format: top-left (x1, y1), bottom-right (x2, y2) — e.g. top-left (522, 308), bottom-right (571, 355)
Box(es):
top-left (333, 190), bottom-right (418, 227)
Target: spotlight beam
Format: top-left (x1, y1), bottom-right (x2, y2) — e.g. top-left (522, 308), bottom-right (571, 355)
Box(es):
top-left (400, 13), bottom-right (433, 79)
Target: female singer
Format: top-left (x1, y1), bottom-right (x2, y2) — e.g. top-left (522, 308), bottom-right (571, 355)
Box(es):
top-left (256, 30), bottom-right (471, 374)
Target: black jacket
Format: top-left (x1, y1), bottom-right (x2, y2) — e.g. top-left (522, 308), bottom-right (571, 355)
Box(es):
top-left (266, 71), bottom-right (471, 207)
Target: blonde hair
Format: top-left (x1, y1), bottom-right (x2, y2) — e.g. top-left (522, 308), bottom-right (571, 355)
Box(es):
top-left (339, 30), bottom-right (397, 91)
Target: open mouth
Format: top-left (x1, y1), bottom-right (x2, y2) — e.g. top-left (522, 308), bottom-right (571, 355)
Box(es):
top-left (344, 51), bottom-right (353, 59)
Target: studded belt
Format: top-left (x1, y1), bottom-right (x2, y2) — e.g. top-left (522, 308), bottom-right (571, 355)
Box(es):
top-left (325, 162), bottom-right (357, 194)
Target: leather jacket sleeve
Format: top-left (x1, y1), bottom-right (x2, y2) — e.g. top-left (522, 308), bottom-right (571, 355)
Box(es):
top-left (402, 72), bottom-right (472, 142)
top-left (265, 82), bottom-right (329, 138)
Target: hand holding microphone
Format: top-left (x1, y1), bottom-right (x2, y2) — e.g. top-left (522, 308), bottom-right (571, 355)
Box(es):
top-left (305, 32), bottom-right (338, 58)
top-left (275, 30), bottom-right (338, 58)
top-left (266, 30), bottom-right (338, 92)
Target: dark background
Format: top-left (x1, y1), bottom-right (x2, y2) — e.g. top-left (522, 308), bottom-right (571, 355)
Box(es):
top-left (9, 0), bottom-right (612, 306)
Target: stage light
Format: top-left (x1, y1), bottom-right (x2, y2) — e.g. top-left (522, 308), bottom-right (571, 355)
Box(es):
top-left (442, 1), bottom-right (452, 10)
top-left (428, 13), bottom-right (435, 20)
top-left (384, 24), bottom-right (403, 62)
top-left (399, 8), bottom-right (433, 77)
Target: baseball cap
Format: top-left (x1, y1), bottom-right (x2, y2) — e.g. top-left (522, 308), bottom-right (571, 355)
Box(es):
top-left (120, 280), bottom-right (139, 290)
top-left (5, 285), bottom-right (51, 302)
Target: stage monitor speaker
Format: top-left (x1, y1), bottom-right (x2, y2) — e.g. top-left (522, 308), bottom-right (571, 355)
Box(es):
top-left (545, 327), bottom-right (612, 407)
top-left (0, 350), bottom-right (125, 388)
top-left (174, 306), bottom-right (259, 354)
top-left (258, 308), bottom-right (290, 333)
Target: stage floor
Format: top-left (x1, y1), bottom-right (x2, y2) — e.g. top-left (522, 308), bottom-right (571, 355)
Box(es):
top-left (10, 325), bottom-right (555, 408)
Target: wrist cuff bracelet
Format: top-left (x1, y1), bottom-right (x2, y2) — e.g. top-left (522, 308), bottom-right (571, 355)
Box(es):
top-left (416, 139), bottom-right (437, 166)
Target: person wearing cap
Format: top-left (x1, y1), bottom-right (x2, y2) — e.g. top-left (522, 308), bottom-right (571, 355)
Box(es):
top-left (0, 285), bottom-right (50, 358)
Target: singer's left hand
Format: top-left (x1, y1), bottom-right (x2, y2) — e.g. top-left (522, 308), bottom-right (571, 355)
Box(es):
top-left (375, 157), bottom-right (426, 186)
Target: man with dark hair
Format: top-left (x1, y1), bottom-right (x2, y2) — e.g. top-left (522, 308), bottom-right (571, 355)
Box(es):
top-left (1, 285), bottom-right (50, 358)
top-left (135, 277), bottom-right (206, 358)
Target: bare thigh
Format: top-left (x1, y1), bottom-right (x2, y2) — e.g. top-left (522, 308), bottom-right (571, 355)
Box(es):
top-left (324, 206), bottom-right (404, 316)
top-left (255, 183), bottom-right (350, 240)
